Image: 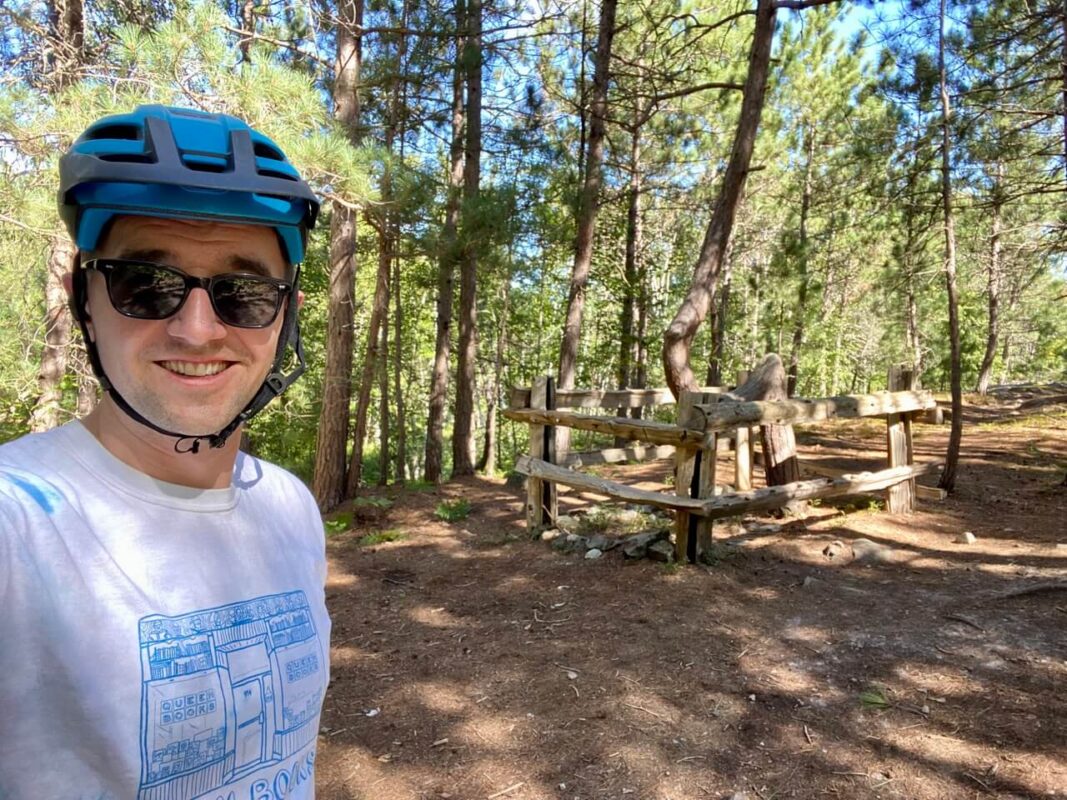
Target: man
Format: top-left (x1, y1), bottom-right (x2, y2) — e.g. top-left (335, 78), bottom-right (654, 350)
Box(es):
top-left (0, 105), bottom-right (330, 799)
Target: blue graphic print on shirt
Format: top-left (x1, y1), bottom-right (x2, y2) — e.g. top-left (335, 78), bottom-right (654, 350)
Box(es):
top-left (137, 592), bottom-right (324, 800)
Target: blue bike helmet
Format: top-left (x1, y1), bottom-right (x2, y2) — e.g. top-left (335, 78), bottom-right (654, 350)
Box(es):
top-left (59, 105), bottom-right (320, 452)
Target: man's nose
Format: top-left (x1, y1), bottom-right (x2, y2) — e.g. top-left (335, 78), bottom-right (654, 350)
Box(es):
top-left (165, 287), bottom-right (227, 344)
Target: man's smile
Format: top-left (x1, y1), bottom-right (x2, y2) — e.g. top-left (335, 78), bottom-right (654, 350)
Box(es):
top-left (158, 360), bottom-right (234, 378)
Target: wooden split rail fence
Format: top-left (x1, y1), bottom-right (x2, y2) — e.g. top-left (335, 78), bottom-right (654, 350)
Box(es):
top-left (504, 367), bottom-right (940, 564)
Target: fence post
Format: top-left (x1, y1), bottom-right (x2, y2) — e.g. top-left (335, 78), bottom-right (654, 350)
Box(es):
top-left (526, 375), bottom-right (557, 532)
top-left (674, 390), bottom-right (716, 563)
top-left (885, 365), bottom-right (917, 513)
top-left (733, 370), bottom-right (754, 492)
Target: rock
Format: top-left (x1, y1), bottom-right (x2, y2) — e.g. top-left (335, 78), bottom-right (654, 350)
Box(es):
top-left (748, 523), bottom-right (782, 533)
top-left (614, 508), bottom-right (641, 524)
top-left (727, 793), bottom-right (751, 800)
top-left (822, 540), bottom-right (846, 559)
top-left (955, 531), bottom-right (977, 544)
top-left (540, 529), bottom-right (560, 541)
top-left (802, 575), bottom-right (825, 589)
top-left (585, 548), bottom-right (603, 560)
top-left (647, 540), bottom-right (675, 563)
top-left (555, 515), bottom-right (581, 534)
top-left (552, 533), bottom-right (587, 553)
top-left (620, 530), bottom-right (668, 559)
top-left (851, 538), bottom-right (893, 565)
top-left (585, 534), bottom-right (618, 552)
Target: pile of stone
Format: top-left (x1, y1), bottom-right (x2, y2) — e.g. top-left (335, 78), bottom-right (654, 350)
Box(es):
top-left (537, 504), bottom-right (676, 562)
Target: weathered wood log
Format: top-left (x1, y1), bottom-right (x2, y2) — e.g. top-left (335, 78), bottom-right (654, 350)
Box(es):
top-left (674, 390), bottom-right (717, 562)
top-left (502, 408), bottom-right (712, 449)
top-left (702, 462), bottom-right (941, 519)
top-left (525, 376), bottom-right (557, 531)
top-left (564, 444), bottom-right (676, 467)
top-left (513, 457), bottom-right (939, 520)
top-left (509, 385), bottom-right (723, 410)
top-left (693, 390), bottom-right (937, 430)
top-left (725, 354), bottom-right (802, 500)
top-left (793, 459), bottom-right (946, 501)
top-left (514, 455), bottom-right (707, 513)
top-left (885, 366), bottom-right (917, 513)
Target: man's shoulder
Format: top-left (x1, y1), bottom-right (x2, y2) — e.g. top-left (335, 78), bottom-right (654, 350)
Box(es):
top-left (234, 452), bottom-right (317, 507)
top-left (0, 426), bottom-right (75, 513)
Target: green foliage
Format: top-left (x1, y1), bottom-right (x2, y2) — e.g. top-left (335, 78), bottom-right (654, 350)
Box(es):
top-left (359, 529), bottom-right (406, 546)
top-left (433, 498), bottom-right (471, 522)
top-left (324, 512), bottom-right (353, 536)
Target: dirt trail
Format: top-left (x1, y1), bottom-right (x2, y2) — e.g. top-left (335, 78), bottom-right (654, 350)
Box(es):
top-left (317, 390), bottom-right (1067, 799)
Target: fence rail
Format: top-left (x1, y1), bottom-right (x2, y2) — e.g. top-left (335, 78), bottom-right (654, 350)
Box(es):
top-left (509, 366), bottom-right (937, 564)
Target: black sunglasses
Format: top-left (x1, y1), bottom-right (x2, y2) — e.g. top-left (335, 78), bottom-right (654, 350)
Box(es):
top-left (83, 258), bottom-right (293, 329)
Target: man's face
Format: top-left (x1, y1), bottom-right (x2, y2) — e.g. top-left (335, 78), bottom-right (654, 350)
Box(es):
top-left (83, 216), bottom-right (290, 437)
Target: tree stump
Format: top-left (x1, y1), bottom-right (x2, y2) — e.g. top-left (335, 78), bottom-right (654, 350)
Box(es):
top-left (726, 354), bottom-right (803, 513)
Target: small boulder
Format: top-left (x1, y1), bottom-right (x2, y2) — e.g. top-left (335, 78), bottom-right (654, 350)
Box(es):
top-left (647, 540), bottom-right (675, 563)
top-left (851, 538), bottom-right (893, 565)
top-left (585, 534), bottom-right (617, 552)
top-left (955, 531), bottom-right (977, 544)
top-left (620, 530), bottom-right (667, 559)
top-left (540, 528), bottom-right (560, 542)
top-left (802, 575), bottom-right (825, 589)
top-left (585, 548), bottom-right (603, 560)
top-left (552, 533), bottom-right (587, 553)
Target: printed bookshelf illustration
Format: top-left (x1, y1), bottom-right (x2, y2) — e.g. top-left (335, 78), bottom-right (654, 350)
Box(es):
top-left (137, 591), bottom-right (324, 800)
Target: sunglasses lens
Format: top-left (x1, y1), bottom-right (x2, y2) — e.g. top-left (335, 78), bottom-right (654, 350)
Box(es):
top-left (212, 276), bottom-right (283, 328)
top-left (108, 262), bottom-right (186, 319)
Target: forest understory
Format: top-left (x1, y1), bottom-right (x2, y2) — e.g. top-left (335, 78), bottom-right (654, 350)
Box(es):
top-left (316, 386), bottom-right (1067, 800)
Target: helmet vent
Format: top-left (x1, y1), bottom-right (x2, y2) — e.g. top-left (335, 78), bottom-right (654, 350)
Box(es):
top-left (254, 142), bottom-right (284, 160)
top-left (85, 123), bottom-right (142, 142)
top-left (259, 168), bottom-right (297, 181)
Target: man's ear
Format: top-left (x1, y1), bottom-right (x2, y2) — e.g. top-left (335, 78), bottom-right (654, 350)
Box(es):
top-left (297, 289), bottom-right (305, 310)
top-left (65, 267), bottom-right (95, 341)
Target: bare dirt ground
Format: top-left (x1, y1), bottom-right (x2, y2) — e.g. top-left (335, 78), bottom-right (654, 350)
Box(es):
top-left (316, 387), bottom-right (1067, 800)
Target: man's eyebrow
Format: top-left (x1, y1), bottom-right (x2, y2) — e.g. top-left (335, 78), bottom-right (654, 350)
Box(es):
top-left (227, 256), bottom-right (275, 277)
top-left (115, 248), bottom-right (172, 262)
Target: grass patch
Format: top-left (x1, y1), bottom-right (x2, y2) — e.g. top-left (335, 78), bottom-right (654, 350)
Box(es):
top-left (324, 512), bottom-right (353, 536)
top-left (359, 529), bottom-right (406, 546)
top-left (434, 498), bottom-right (472, 522)
top-left (353, 496), bottom-right (394, 509)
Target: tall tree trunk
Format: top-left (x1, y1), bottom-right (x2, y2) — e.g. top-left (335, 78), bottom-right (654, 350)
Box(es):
top-left (558, 0), bottom-right (617, 391)
top-left (33, 0), bottom-right (84, 431)
top-left (452, 0), bottom-right (482, 477)
top-left (392, 235), bottom-right (406, 483)
top-left (787, 125), bottom-right (815, 397)
top-left (346, 218), bottom-right (392, 496)
top-left (618, 126), bottom-right (641, 400)
top-left (31, 235), bottom-right (76, 431)
top-left (706, 268), bottom-right (731, 386)
top-left (478, 277), bottom-right (509, 475)
top-left (663, 0), bottom-right (777, 398)
top-left (938, 0), bottom-right (964, 493)
top-left (976, 164), bottom-right (1003, 394)
top-left (423, 0), bottom-right (466, 484)
top-left (311, 0), bottom-right (362, 511)
top-left (238, 0), bottom-right (255, 62)
top-left (378, 299), bottom-right (390, 486)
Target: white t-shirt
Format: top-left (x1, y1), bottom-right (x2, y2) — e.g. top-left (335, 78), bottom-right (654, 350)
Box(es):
top-left (0, 422), bottom-right (331, 800)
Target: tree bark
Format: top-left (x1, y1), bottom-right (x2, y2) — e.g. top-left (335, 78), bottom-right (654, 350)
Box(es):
top-left (424, 0), bottom-right (466, 484)
top-left (31, 235), bottom-right (76, 432)
top-left (663, 0), bottom-right (777, 398)
top-left (558, 0), bottom-right (618, 391)
top-left (311, 0), bottom-right (362, 511)
top-left (937, 0), bottom-right (964, 493)
top-left (976, 163), bottom-right (1003, 394)
top-left (787, 125), bottom-right (815, 397)
top-left (378, 300), bottom-right (390, 486)
top-left (346, 217), bottom-right (392, 496)
top-left (452, 0), bottom-right (482, 477)
top-left (729, 354), bottom-right (802, 496)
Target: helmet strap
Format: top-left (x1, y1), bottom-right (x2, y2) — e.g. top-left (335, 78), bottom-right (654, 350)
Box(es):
top-left (71, 262), bottom-right (305, 454)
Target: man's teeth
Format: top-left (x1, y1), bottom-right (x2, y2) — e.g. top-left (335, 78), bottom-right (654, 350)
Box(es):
top-left (162, 361), bottom-right (229, 377)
